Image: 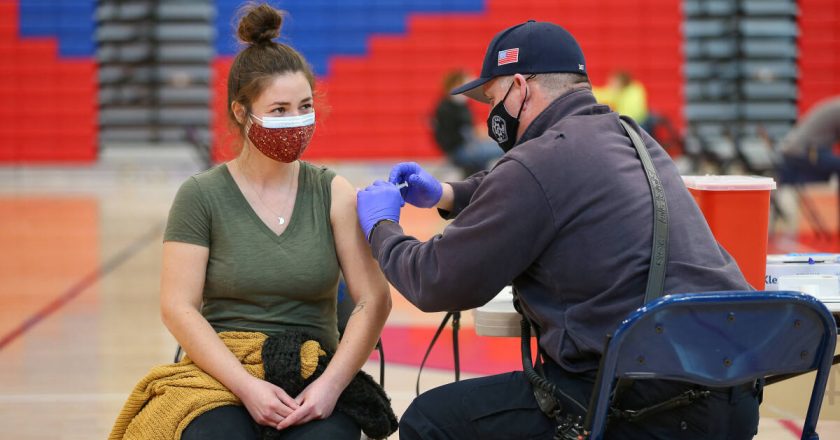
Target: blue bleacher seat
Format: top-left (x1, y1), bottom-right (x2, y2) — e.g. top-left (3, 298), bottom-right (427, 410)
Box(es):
top-left (19, 0), bottom-right (96, 57)
top-left (213, 0), bottom-right (489, 75)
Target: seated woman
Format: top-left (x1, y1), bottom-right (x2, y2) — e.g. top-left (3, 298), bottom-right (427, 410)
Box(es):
top-left (109, 4), bottom-right (394, 440)
top-left (431, 69), bottom-right (502, 176)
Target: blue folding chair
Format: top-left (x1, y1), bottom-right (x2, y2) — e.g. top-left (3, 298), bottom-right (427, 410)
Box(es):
top-left (584, 291), bottom-right (837, 440)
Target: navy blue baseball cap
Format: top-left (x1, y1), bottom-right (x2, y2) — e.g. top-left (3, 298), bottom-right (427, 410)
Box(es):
top-left (451, 20), bottom-right (587, 103)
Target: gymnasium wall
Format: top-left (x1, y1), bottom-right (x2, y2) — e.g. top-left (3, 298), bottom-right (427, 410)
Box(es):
top-left (0, 0), bottom-right (98, 163)
top-left (211, 0), bottom-right (684, 160)
top-left (0, 1), bottom-right (838, 163)
top-left (798, 0), bottom-right (840, 114)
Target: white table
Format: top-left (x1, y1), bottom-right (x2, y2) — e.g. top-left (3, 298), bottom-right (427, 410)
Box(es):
top-left (473, 287), bottom-right (840, 338)
top-left (473, 286), bottom-right (522, 337)
top-left (822, 299), bottom-right (840, 313)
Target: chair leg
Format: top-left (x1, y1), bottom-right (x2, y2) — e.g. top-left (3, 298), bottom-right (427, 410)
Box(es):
top-left (769, 193), bottom-right (787, 230)
top-left (795, 185), bottom-right (831, 240)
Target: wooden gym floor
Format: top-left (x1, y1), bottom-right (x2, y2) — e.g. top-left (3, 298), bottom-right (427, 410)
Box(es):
top-left (0, 147), bottom-right (838, 439)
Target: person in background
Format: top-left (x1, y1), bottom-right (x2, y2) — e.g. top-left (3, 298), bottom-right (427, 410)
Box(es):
top-left (357, 19), bottom-right (759, 439)
top-left (777, 95), bottom-right (840, 183)
top-left (593, 70), bottom-right (649, 128)
top-left (110, 4), bottom-right (393, 440)
top-left (431, 69), bottom-right (503, 176)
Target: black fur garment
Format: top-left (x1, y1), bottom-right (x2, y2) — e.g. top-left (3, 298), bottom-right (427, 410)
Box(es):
top-left (259, 330), bottom-right (399, 439)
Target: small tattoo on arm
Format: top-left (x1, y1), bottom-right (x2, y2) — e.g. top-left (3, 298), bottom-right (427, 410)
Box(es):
top-left (351, 300), bottom-right (367, 315)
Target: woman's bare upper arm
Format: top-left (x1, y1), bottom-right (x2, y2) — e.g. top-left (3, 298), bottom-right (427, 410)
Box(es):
top-left (160, 240), bottom-right (209, 311)
top-left (329, 175), bottom-right (389, 303)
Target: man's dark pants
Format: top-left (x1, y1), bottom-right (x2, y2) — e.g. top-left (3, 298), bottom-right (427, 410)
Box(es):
top-left (399, 360), bottom-right (760, 439)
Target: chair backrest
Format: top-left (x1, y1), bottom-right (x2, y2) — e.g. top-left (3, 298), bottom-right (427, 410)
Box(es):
top-left (336, 278), bottom-right (354, 337)
top-left (587, 290), bottom-right (837, 440)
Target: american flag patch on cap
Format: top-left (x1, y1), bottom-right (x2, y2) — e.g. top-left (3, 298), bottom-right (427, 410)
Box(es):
top-left (497, 48), bottom-right (519, 66)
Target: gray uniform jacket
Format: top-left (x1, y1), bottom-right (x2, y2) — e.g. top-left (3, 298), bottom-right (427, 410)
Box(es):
top-left (370, 89), bottom-right (750, 373)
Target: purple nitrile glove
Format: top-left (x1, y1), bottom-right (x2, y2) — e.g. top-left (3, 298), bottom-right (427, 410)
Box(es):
top-left (357, 180), bottom-right (404, 240)
top-left (388, 162), bottom-right (443, 208)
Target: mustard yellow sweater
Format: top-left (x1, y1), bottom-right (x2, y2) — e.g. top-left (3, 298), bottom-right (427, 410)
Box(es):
top-left (109, 331), bottom-right (324, 440)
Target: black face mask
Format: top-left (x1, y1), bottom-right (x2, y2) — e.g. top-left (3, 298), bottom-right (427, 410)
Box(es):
top-left (487, 78), bottom-right (529, 152)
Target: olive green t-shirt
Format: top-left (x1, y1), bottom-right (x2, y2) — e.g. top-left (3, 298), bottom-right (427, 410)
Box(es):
top-left (163, 161), bottom-right (340, 350)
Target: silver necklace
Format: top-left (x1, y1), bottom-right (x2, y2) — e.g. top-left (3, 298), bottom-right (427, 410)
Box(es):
top-left (238, 160), bottom-right (297, 226)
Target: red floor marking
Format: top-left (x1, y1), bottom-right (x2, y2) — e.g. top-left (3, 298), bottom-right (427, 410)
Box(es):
top-left (778, 419), bottom-right (803, 438)
top-left (768, 233), bottom-right (840, 254)
top-left (374, 324), bottom-right (538, 375)
top-left (0, 223), bottom-right (163, 350)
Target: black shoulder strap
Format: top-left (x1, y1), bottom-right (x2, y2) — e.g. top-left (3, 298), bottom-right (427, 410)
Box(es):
top-left (510, 117), bottom-right (671, 432)
top-left (618, 117), bottom-right (669, 303)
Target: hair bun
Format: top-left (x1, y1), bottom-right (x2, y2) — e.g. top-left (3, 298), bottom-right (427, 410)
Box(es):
top-left (236, 3), bottom-right (284, 46)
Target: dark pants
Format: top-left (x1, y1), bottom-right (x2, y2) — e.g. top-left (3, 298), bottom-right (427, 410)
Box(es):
top-left (448, 138), bottom-right (503, 176)
top-left (779, 147), bottom-right (840, 184)
top-left (181, 405), bottom-right (361, 440)
top-left (399, 360), bottom-right (760, 440)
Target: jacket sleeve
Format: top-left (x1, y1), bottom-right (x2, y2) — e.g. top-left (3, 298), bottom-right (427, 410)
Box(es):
top-left (371, 159), bottom-right (556, 312)
top-left (437, 170), bottom-right (490, 219)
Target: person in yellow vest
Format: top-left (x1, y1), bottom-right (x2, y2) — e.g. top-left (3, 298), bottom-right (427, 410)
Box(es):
top-left (593, 70), bottom-right (649, 126)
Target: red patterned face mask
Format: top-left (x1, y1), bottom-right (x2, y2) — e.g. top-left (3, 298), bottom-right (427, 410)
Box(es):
top-left (247, 112), bottom-right (316, 163)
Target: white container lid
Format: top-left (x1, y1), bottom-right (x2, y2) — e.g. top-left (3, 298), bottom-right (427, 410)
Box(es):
top-left (767, 253), bottom-right (840, 264)
top-left (682, 175), bottom-right (777, 191)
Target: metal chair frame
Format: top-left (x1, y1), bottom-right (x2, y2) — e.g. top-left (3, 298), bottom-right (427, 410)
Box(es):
top-left (584, 291), bottom-right (837, 440)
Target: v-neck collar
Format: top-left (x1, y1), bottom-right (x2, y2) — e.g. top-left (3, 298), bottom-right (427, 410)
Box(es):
top-left (222, 162), bottom-right (304, 243)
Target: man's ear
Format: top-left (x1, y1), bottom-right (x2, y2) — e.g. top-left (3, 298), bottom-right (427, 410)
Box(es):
top-left (231, 101), bottom-right (247, 125)
top-left (514, 73), bottom-right (530, 107)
